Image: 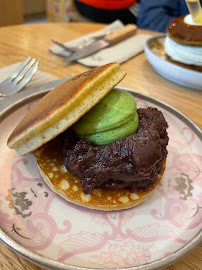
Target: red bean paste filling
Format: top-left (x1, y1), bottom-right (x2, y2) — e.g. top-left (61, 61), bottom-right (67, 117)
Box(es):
top-left (62, 107), bottom-right (169, 194)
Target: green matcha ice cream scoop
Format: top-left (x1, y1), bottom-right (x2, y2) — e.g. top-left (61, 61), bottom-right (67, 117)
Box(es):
top-left (79, 114), bottom-right (138, 145)
top-left (72, 89), bottom-right (138, 145)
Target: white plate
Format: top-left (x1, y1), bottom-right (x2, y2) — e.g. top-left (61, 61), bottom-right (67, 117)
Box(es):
top-left (145, 35), bottom-right (202, 90)
top-left (0, 87), bottom-right (201, 270)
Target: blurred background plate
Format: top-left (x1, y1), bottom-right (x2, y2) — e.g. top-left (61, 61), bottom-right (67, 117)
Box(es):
top-left (145, 35), bottom-right (202, 91)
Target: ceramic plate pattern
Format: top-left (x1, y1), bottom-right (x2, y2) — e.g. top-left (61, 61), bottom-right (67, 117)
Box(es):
top-left (145, 35), bottom-right (202, 90)
top-left (0, 88), bottom-right (201, 270)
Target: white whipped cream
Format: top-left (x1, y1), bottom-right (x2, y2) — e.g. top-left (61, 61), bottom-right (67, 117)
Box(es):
top-left (164, 36), bottom-right (202, 66)
top-left (184, 14), bottom-right (202, 25)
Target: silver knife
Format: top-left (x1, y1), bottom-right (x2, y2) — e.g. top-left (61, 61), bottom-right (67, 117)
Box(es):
top-left (0, 77), bottom-right (71, 113)
top-left (65, 24), bottom-right (137, 62)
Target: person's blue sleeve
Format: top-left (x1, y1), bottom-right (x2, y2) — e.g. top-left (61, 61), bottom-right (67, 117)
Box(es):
top-left (137, 0), bottom-right (181, 33)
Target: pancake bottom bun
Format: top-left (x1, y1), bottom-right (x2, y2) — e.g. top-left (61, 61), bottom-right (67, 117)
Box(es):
top-left (7, 63), bottom-right (126, 155)
top-left (35, 137), bottom-right (166, 211)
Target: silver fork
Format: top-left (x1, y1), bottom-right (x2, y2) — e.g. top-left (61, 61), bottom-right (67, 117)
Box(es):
top-left (51, 39), bottom-right (78, 53)
top-left (50, 32), bottom-right (112, 57)
top-left (0, 57), bottom-right (39, 97)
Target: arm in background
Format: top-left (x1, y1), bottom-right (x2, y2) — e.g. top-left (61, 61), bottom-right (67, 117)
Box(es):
top-left (137, 0), bottom-right (189, 33)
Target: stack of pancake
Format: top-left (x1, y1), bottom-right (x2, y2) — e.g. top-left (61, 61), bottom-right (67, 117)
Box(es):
top-left (165, 14), bottom-right (202, 69)
top-left (7, 63), bottom-right (169, 211)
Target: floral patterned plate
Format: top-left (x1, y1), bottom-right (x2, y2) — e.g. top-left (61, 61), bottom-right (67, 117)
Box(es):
top-left (0, 87), bottom-right (201, 270)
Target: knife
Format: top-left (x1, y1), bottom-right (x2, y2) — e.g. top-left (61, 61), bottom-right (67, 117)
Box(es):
top-left (65, 24), bottom-right (137, 62)
top-left (0, 77), bottom-right (71, 113)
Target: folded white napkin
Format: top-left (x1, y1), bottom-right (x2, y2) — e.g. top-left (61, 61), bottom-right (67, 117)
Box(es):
top-left (0, 62), bottom-right (57, 90)
top-left (49, 20), bottom-right (152, 67)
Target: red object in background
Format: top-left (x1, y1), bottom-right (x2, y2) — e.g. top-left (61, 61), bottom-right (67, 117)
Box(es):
top-left (77, 0), bottom-right (137, 10)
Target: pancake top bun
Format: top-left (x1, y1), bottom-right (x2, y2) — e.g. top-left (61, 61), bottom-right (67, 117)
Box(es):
top-left (7, 63), bottom-right (126, 155)
top-left (167, 15), bottom-right (202, 47)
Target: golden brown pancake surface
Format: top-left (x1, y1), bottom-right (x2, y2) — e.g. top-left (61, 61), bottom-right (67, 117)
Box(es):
top-left (7, 63), bottom-right (126, 155)
top-left (168, 15), bottom-right (202, 46)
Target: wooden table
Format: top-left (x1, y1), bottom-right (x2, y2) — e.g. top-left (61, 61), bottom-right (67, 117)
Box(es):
top-left (0, 22), bottom-right (201, 270)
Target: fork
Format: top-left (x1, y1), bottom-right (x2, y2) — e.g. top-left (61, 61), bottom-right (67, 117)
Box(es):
top-left (0, 57), bottom-right (39, 97)
top-left (50, 32), bottom-right (112, 56)
top-left (51, 39), bottom-right (78, 53)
